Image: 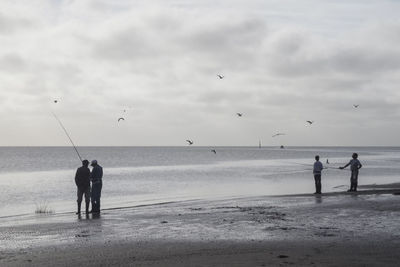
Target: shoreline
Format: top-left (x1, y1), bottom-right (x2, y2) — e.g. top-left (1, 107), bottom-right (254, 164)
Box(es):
top-left (1, 184), bottom-right (400, 266)
top-left (0, 184), bottom-right (399, 221)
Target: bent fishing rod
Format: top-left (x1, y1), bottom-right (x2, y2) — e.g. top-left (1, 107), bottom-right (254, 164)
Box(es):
top-left (52, 112), bottom-right (83, 162)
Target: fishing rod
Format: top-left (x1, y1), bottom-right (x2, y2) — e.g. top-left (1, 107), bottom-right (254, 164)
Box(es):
top-left (52, 112), bottom-right (83, 162)
top-left (288, 161), bottom-right (348, 171)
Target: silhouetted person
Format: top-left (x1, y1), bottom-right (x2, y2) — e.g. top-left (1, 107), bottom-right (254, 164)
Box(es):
top-left (313, 155), bottom-right (323, 194)
top-left (340, 153), bottom-right (362, 192)
top-left (75, 159), bottom-right (91, 214)
top-left (90, 160), bottom-right (103, 213)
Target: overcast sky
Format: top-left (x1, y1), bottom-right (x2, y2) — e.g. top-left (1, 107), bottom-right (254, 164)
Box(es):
top-left (1, 0), bottom-right (400, 146)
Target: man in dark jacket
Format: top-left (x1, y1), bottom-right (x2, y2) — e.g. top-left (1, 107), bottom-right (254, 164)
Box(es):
top-left (75, 159), bottom-right (91, 214)
top-left (90, 160), bottom-right (103, 213)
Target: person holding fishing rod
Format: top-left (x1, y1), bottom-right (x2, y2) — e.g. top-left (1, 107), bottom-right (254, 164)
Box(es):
top-left (75, 160), bottom-right (91, 214)
top-left (339, 153), bottom-right (362, 192)
top-left (52, 112), bottom-right (104, 214)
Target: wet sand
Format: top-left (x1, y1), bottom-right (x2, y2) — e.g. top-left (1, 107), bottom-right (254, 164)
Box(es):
top-left (1, 186), bottom-right (400, 266)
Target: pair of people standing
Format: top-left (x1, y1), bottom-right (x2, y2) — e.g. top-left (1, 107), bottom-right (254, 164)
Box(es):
top-left (313, 153), bottom-right (362, 194)
top-left (75, 160), bottom-right (103, 214)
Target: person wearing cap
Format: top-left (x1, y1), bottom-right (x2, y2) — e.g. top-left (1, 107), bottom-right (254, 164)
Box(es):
top-left (75, 159), bottom-right (91, 214)
top-left (90, 160), bottom-right (103, 213)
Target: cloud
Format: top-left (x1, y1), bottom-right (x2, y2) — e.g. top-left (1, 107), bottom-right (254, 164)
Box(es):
top-left (0, 13), bottom-right (34, 35)
top-left (0, 0), bottom-right (400, 145)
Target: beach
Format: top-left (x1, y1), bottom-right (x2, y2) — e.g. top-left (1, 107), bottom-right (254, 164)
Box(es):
top-left (1, 185), bottom-right (400, 266)
top-left (2, 0), bottom-right (400, 265)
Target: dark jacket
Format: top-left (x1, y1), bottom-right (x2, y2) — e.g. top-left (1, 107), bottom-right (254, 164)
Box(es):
top-left (91, 164), bottom-right (103, 183)
top-left (75, 166), bottom-right (91, 189)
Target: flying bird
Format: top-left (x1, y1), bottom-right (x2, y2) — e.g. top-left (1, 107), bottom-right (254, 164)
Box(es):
top-left (211, 149), bottom-right (217, 154)
top-left (186, 140), bottom-right (194, 145)
top-left (236, 113), bottom-right (243, 117)
top-left (353, 104), bottom-right (359, 108)
top-left (217, 74), bottom-right (224, 79)
top-left (306, 120), bottom-right (314, 125)
top-left (118, 117), bottom-right (125, 122)
top-left (272, 133), bottom-right (285, 137)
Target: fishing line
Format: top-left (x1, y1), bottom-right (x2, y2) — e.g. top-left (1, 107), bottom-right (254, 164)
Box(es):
top-left (52, 112), bottom-right (83, 162)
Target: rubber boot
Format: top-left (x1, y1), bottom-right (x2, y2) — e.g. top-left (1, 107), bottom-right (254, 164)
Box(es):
top-left (89, 202), bottom-right (96, 213)
top-left (76, 202), bottom-right (81, 214)
top-left (92, 202), bottom-right (99, 213)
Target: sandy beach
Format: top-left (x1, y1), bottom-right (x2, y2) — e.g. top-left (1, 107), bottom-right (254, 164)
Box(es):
top-left (1, 185), bottom-right (400, 266)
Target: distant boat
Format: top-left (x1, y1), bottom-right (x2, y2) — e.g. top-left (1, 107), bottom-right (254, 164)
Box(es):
top-left (280, 145), bottom-right (285, 149)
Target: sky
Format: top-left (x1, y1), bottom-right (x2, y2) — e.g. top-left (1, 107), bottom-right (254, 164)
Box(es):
top-left (1, 0), bottom-right (400, 146)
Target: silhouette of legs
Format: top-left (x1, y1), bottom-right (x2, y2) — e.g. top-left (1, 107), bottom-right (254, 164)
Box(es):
top-left (77, 186), bottom-right (90, 214)
top-left (348, 171), bottom-right (359, 192)
top-left (76, 202), bottom-right (81, 214)
top-left (85, 202), bottom-right (90, 214)
top-left (314, 174), bottom-right (322, 194)
top-left (91, 182), bottom-right (102, 213)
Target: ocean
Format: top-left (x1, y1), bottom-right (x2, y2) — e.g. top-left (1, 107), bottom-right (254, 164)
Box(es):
top-left (0, 146), bottom-right (399, 217)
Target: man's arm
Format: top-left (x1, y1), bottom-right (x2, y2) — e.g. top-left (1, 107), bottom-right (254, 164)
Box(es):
top-left (339, 161), bottom-right (351, 169)
top-left (75, 169), bottom-right (79, 186)
top-left (358, 163), bottom-right (362, 169)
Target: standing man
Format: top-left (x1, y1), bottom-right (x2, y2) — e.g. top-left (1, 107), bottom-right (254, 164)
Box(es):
top-left (75, 159), bottom-right (91, 214)
top-left (313, 155), bottom-right (323, 194)
top-left (90, 160), bottom-right (103, 213)
top-left (340, 153), bottom-right (362, 192)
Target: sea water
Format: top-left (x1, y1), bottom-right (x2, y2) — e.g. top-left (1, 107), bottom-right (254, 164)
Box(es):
top-left (0, 146), bottom-right (399, 217)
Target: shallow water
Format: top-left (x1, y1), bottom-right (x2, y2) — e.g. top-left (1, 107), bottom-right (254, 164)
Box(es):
top-left (0, 146), bottom-right (399, 217)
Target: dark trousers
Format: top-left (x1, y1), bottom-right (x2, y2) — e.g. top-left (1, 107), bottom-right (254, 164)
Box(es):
top-left (77, 186), bottom-right (90, 204)
top-left (91, 181), bottom-right (102, 212)
top-left (77, 186), bottom-right (90, 213)
top-left (350, 170), bottom-right (359, 191)
top-left (314, 174), bottom-right (322, 193)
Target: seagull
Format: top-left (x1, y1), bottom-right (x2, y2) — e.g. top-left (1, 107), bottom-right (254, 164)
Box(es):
top-left (217, 74), bottom-right (224, 79)
top-left (118, 117), bottom-right (125, 122)
top-left (236, 113), bottom-right (243, 117)
top-left (272, 133), bottom-right (285, 137)
top-left (211, 149), bottom-right (217, 154)
top-left (353, 104), bottom-right (359, 108)
top-left (306, 120), bottom-right (314, 125)
top-left (186, 140), bottom-right (194, 145)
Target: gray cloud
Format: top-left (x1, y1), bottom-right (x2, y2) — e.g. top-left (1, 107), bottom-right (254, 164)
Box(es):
top-left (0, 0), bottom-right (400, 146)
top-left (0, 53), bottom-right (27, 72)
top-left (0, 13), bottom-right (33, 35)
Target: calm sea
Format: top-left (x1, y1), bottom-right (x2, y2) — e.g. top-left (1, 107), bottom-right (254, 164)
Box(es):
top-left (0, 146), bottom-right (399, 217)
